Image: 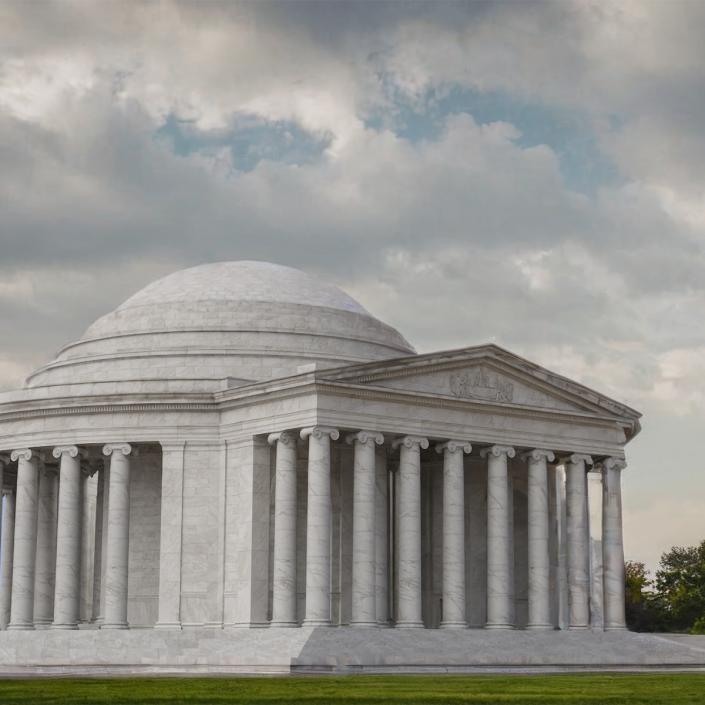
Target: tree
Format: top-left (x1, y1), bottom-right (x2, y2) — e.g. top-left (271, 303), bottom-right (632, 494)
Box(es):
top-left (625, 560), bottom-right (666, 632)
top-left (654, 540), bottom-right (705, 633)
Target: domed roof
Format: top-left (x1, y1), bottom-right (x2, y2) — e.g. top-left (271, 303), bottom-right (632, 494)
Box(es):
top-left (26, 261), bottom-right (415, 391)
top-left (114, 261), bottom-right (370, 317)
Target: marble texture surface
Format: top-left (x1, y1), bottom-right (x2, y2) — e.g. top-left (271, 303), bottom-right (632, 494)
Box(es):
top-left (269, 432), bottom-right (298, 627)
top-left (394, 436), bottom-right (428, 628)
top-left (101, 445), bottom-right (131, 629)
top-left (525, 449), bottom-right (554, 629)
top-left (8, 450), bottom-right (39, 630)
top-left (301, 427), bottom-right (339, 626)
top-left (566, 454), bottom-right (592, 630)
top-left (52, 447), bottom-right (82, 629)
top-left (33, 466), bottom-right (57, 627)
top-left (437, 441), bottom-right (471, 628)
top-left (374, 448), bottom-right (389, 626)
top-left (1, 628), bottom-right (704, 675)
top-left (0, 489), bottom-right (15, 628)
top-left (602, 458), bottom-right (627, 630)
top-left (155, 442), bottom-right (185, 629)
top-left (349, 431), bottom-right (383, 627)
top-left (482, 445), bottom-right (515, 629)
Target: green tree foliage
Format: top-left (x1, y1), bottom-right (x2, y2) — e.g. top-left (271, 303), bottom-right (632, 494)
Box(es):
top-left (654, 540), bottom-right (705, 633)
top-left (624, 560), bottom-right (667, 632)
top-left (625, 540), bottom-right (705, 633)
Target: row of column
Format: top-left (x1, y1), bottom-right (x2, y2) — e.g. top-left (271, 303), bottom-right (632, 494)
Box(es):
top-left (0, 444), bottom-right (132, 630)
top-left (268, 428), bottom-right (627, 630)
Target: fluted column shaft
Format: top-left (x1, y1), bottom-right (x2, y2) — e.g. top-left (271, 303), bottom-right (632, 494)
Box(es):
top-left (394, 435), bottom-right (428, 628)
top-left (524, 449), bottom-right (555, 630)
top-left (301, 426), bottom-right (339, 626)
top-left (348, 431), bottom-right (384, 626)
top-left (602, 457), bottom-right (627, 630)
top-left (0, 489), bottom-right (15, 629)
top-left (269, 432), bottom-right (298, 627)
top-left (374, 447), bottom-right (389, 626)
top-left (8, 449), bottom-right (40, 630)
top-left (33, 467), bottom-right (58, 627)
top-left (437, 440), bottom-right (472, 628)
top-left (483, 444), bottom-right (515, 629)
top-left (52, 446), bottom-right (83, 629)
top-left (101, 444), bottom-right (132, 629)
top-left (566, 453), bottom-right (592, 630)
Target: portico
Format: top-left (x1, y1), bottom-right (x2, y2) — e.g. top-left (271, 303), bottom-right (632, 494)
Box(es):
top-left (0, 261), bottom-right (638, 645)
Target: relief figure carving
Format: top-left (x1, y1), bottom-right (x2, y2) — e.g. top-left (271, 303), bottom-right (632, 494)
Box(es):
top-left (449, 367), bottom-right (514, 402)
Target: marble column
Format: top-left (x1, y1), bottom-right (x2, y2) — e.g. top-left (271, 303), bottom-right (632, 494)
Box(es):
top-left (96, 463), bottom-right (110, 624)
top-left (348, 430), bottom-right (384, 627)
top-left (392, 435), bottom-right (428, 628)
top-left (436, 440), bottom-right (472, 628)
top-left (8, 449), bottom-right (40, 630)
top-left (602, 457), bottom-right (627, 631)
top-left (268, 431), bottom-right (298, 627)
top-left (0, 489), bottom-right (15, 629)
top-left (481, 444), bottom-right (515, 629)
top-left (91, 467), bottom-right (105, 623)
top-left (156, 441), bottom-right (185, 629)
top-left (51, 446), bottom-right (83, 629)
top-left (79, 471), bottom-right (97, 624)
top-left (301, 426), bottom-right (339, 626)
top-left (523, 448), bottom-right (555, 630)
top-left (566, 453), bottom-right (592, 630)
top-left (374, 447), bottom-right (390, 627)
top-left (33, 466), bottom-right (58, 627)
top-left (101, 443), bottom-right (132, 629)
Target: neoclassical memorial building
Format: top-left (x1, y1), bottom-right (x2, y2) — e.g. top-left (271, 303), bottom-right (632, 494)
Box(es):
top-left (1, 260), bottom-right (684, 673)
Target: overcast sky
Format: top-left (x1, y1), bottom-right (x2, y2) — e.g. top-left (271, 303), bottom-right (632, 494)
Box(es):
top-left (1, 0), bottom-right (704, 571)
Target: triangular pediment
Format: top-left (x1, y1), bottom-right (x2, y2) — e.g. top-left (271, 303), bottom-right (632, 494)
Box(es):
top-left (320, 344), bottom-right (641, 429)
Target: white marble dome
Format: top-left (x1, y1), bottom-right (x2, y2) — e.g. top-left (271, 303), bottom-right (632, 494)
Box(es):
top-left (26, 261), bottom-right (415, 390)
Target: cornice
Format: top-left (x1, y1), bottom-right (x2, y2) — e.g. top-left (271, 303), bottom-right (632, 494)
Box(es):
top-left (0, 400), bottom-right (217, 423)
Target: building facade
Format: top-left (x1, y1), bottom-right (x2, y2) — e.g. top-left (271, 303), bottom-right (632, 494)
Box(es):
top-left (0, 261), bottom-right (640, 635)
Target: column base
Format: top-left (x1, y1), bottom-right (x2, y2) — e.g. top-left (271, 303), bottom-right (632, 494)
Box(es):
top-left (440, 621), bottom-right (468, 629)
top-left (7, 623), bottom-right (34, 631)
top-left (100, 623), bottom-right (129, 630)
top-left (154, 622), bottom-right (182, 630)
top-left (485, 622), bottom-right (514, 630)
top-left (527, 623), bottom-right (554, 631)
top-left (269, 621), bottom-right (299, 628)
top-left (604, 625), bottom-right (628, 631)
top-left (33, 621), bottom-right (52, 630)
top-left (569, 624), bottom-right (590, 631)
top-left (301, 619), bottom-right (331, 627)
top-left (350, 620), bottom-right (378, 628)
top-left (395, 620), bottom-right (424, 629)
top-left (51, 622), bottom-right (79, 630)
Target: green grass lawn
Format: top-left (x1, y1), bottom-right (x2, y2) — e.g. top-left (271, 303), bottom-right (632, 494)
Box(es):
top-left (0, 674), bottom-right (703, 705)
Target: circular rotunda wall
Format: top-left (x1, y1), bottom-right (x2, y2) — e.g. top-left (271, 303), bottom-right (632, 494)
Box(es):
top-left (26, 261), bottom-right (416, 390)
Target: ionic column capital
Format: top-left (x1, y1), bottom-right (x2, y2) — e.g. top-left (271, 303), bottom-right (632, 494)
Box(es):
top-left (267, 431), bottom-right (298, 447)
top-left (10, 448), bottom-right (35, 463)
top-left (600, 457), bottom-right (627, 472)
top-left (521, 449), bottom-right (555, 463)
top-left (102, 443), bottom-right (133, 458)
top-left (567, 453), bottom-right (594, 466)
top-left (392, 435), bottom-right (429, 451)
top-left (346, 430), bottom-right (384, 447)
top-left (300, 426), bottom-right (339, 442)
top-left (480, 444), bottom-right (515, 459)
top-left (52, 445), bottom-right (80, 460)
top-left (435, 440), bottom-right (472, 455)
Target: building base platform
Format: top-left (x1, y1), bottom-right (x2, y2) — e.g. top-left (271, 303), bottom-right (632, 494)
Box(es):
top-left (1, 628), bottom-right (704, 676)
